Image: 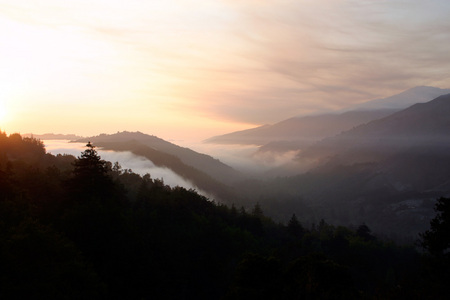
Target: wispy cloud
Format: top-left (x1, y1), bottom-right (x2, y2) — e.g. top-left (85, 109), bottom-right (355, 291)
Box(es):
top-left (1, 0), bottom-right (450, 139)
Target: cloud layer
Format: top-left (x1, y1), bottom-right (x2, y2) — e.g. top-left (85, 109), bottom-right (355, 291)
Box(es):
top-left (44, 140), bottom-right (209, 195)
top-left (1, 0), bottom-right (450, 139)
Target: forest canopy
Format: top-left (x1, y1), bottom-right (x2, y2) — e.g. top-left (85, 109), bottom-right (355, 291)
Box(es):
top-left (0, 132), bottom-right (448, 299)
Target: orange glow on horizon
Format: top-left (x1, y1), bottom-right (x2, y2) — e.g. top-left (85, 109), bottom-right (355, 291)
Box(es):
top-left (1, 1), bottom-right (449, 142)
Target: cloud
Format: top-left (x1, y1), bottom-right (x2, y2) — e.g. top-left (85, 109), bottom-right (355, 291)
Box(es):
top-left (188, 0), bottom-right (450, 122)
top-left (44, 140), bottom-right (212, 196)
top-left (2, 0), bottom-right (450, 139)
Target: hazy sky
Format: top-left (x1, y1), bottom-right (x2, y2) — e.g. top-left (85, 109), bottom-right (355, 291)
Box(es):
top-left (1, 0), bottom-right (450, 141)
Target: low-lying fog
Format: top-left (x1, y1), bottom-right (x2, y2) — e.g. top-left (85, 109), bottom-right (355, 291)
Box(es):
top-left (44, 140), bottom-right (212, 197)
top-left (175, 141), bottom-right (309, 177)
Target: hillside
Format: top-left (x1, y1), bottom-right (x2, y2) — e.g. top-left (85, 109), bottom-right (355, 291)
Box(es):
top-left (3, 132), bottom-right (439, 299)
top-left (281, 93), bottom-right (450, 236)
top-left (205, 110), bottom-right (396, 147)
top-left (227, 94), bottom-right (450, 240)
top-left (75, 131), bottom-right (244, 186)
top-left (300, 93), bottom-right (450, 164)
top-left (205, 86), bottom-right (450, 149)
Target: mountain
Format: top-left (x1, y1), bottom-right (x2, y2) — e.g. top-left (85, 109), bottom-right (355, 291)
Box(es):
top-left (2, 133), bottom-right (430, 299)
top-left (205, 109), bottom-right (397, 147)
top-left (300, 93), bottom-right (450, 164)
top-left (23, 133), bottom-right (84, 140)
top-left (350, 86), bottom-right (450, 111)
top-left (279, 93), bottom-right (450, 237)
top-left (205, 86), bottom-right (450, 150)
top-left (229, 93), bottom-right (450, 239)
top-left (74, 131), bottom-right (244, 187)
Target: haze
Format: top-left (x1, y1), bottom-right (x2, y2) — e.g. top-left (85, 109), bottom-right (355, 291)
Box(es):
top-left (44, 140), bottom-right (208, 195)
top-left (2, 0), bottom-right (450, 141)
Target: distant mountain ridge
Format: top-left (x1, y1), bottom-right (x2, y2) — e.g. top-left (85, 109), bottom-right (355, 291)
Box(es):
top-left (205, 109), bottom-right (397, 147)
top-left (350, 86), bottom-right (450, 111)
top-left (23, 133), bottom-right (84, 140)
top-left (205, 86), bottom-right (450, 150)
top-left (344, 93), bottom-right (450, 138)
top-left (296, 93), bottom-right (450, 197)
top-left (242, 93), bottom-right (450, 238)
top-left (75, 131), bottom-right (244, 187)
top-left (300, 93), bottom-right (450, 163)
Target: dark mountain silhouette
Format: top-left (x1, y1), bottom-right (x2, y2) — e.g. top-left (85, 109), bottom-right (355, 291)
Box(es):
top-left (300, 93), bottom-right (450, 164)
top-left (3, 132), bottom-right (434, 299)
top-left (74, 132), bottom-right (244, 200)
top-left (205, 86), bottom-right (450, 153)
top-left (75, 131), bottom-right (243, 184)
top-left (228, 93), bottom-right (450, 240)
top-left (278, 93), bottom-right (450, 237)
top-left (205, 109), bottom-right (397, 147)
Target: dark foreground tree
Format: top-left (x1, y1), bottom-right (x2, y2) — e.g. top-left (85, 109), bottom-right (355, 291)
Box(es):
top-left (72, 142), bottom-right (108, 181)
top-left (0, 217), bottom-right (104, 298)
top-left (68, 142), bottom-right (115, 200)
top-left (356, 223), bottom-right (376, 242)
top-left (420, 197), bottom-right (450, 257)
top-left (418, 197), bottom-right (450, 299)
top-left (287, 213), bottom-right (304, 238)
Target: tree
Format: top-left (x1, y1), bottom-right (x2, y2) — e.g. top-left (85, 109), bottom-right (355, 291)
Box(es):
top-left (69, 142), bottom-right (114, 200)
top-left (0, 161), bottom-right (14, 201)
top-left (356, 223), bottom-right (375, 242)
top-left (73, 142), bottom-right (108, 178)
top-left (251, 202), bottom-right (263, 218)
top-left (287, 214), bottom-right (304, 238)
top-left (0, 218), bottom-right (104, 298)
top-left (420, 197), bottom-right (450, 256)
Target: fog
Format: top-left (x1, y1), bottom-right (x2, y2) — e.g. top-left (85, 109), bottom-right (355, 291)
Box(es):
top-left (44, 140), bottom-right (212, 197)
top-left (176, 141), bottom-right (304, 177)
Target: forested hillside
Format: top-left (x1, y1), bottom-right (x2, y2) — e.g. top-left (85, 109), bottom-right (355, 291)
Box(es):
top-left (231, 94), bottom-right (450, 240)
top-left (1, 132), bottom-right (449, 299)
top-left (75, 131), bottom-right (244, 185)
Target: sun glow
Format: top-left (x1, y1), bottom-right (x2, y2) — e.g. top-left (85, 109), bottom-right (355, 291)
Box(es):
top-left (0, 102), bottom-right (7, 123)
top-left (0, 1), bottom-right (449, 141)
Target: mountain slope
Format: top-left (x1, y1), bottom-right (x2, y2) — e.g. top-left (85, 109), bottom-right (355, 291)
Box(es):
top-left (75, 131), bottom-right (244, 186)
top-left (91, 140), bottom-right (237, 201)
top-left (350, 86), bottom-right (450, 111)
top-left (205, 86), bottom-right (450, 148)
top-left (300, 93), bottom-right (450, 163)
top-left (345, 93), bottom-right (450, 137)
top-left (273, 93), bottom-right (450, 236)
top-left (205, 109), bottom-right (397, 147)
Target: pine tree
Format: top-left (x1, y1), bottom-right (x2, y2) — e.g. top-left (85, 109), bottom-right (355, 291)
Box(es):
top-left (356, 223), bottom-right (375, 242)
top-left (69, 142), bottom-right (113, 200)
top-left (421, 197), bottom-right (450, 256)
top-left (287, 214), bottom-right (304, 238)
top-left (252, 202), bottom-right (264, 218)
top-left (73, 142), bottom-right (108, 178)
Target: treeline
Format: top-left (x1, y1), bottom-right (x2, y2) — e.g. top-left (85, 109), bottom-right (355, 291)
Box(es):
top-left (0, 132), bottom-right (448, 299)
top-left (95, 140), bottom-right (236, 201)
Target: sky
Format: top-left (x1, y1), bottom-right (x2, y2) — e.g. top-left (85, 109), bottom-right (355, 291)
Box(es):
top-left (1, 0), bottom-right (450, 142)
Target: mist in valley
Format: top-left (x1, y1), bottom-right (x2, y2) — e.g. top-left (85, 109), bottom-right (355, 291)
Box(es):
top-left (3, 1), bottom-right (450, 297)
top-left (37, 92), bottom-right (450, 242)
top-left (44, 140), bottom-right (211, 197)
top-left (5, 91), bottom-right (450, 298)
top-left (179, 141), bottom-right (307, 178)
top-left (5, 131), bottom-right (445, 298)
